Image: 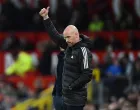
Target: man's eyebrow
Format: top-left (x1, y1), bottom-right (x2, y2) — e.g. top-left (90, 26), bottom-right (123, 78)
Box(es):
top-left (64, 36), bottom-right (70, 38)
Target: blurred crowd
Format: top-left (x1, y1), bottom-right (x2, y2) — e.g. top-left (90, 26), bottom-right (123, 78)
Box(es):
top-left (0, 0), bottom-right (140, 31)
top-left (0, 76), bottom-right (53, 110)
top-left (1, 31), bottom-right (140, 75)
top-left (0, 32), bottom-right (140, 110)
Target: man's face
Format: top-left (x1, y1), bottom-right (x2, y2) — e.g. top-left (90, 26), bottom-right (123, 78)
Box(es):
top-left (63, 25), bottom-right (79, 47)
top-left (63, 30), bottom-right (77, 47)
top-left (64, 35), bottom-right (75, 47)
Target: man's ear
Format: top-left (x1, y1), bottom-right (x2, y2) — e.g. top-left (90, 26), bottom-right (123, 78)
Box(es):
top-left (75, 32), bottom-right (79, 40)
top-left (75, 32), bottom-right (78, 36)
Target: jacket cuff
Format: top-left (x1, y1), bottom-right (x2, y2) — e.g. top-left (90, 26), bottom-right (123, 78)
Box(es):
top-left (43, 18), bottom-right (51, 26)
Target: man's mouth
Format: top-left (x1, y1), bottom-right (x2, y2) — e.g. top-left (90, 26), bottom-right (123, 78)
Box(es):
top-left (67, 42), bottom-right (72, 46)
top-left (67, 42), bottom-right (71, 45)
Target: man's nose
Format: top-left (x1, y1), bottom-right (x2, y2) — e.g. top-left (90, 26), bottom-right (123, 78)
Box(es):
top-left (66, 38), bottom-right (68, 42)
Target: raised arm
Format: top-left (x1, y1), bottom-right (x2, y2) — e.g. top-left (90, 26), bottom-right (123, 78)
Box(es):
top-left (39, 7), bottom-right (67, 49)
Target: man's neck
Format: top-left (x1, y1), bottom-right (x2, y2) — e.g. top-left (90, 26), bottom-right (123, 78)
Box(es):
top-left (72, 40), bottom-right (81, 48)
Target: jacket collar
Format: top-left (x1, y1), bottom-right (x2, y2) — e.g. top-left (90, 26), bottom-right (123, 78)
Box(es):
top-left (71, 40), bottom-right (83, 49)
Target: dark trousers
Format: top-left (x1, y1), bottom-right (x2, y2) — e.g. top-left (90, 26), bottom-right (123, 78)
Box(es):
top-left (53, 96), bottom-right (63, 110)
top-left (63, 103), bottom-right (84, 110)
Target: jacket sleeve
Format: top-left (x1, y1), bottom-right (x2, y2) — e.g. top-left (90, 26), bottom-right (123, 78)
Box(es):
top-left (43, 18), bottom-right (67, 49)
top-left (70, 47), bottom-right (92, 89)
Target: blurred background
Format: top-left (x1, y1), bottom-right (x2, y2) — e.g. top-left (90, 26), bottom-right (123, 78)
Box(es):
top-left (0, 0), bottom-right (140, 110)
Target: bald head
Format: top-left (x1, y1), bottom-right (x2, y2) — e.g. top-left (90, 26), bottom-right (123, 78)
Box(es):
top-left (63, 25), bottom-right (80, 47)
top-left (64, 25), bottom-right (79, 34)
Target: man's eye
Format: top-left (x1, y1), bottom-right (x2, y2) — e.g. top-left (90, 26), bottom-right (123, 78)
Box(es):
top-left (64, 36), bottom-right (70, 39)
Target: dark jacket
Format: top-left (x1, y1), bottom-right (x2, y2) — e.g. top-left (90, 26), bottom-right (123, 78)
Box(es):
top-left (43, 18), bottom-right (92, 106)
top-left (52, 51), bottom-right (64, 96)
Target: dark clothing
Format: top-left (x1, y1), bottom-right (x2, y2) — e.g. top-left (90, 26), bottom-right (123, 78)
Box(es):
top-left (62, 42), bottom-right (92, 106)
top-left (53, 96), bottom-right (63, 110)
top-left (38, 48), bottom-right (52, 75)
top-left (52, 51), bottom-right (65, 96)
top-left (52, 51), bottom-right (64, 110)
top-left (132, 67), bottom-right (140, 84)
top-left (63, 103), bottom-right (84, 110)
top-left (43, 18), bottom-right (92, 106)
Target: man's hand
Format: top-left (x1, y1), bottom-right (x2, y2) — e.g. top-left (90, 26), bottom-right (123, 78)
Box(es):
top-left (39, 7), bottom-right (50, 20)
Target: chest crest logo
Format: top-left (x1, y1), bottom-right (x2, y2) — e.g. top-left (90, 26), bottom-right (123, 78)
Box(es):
top-left (71, 55), bottom-right (74, 59)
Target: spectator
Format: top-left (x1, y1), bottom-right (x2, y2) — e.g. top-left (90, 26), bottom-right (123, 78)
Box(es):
top-left (126, 31), bottom-right (140, 50)
top-left (103, 46), bottom-right (115, 69)
top-left (16, 82), bottom-right (28, 101)
top-left (132, 59), bottom-right (140, 84)
top-left (88, 14), bottom-right (104, 32)
top-left (112, 0), bottom-right (122, 21)
top-left (104, 60), bottom-right (123, 98)
top-left (37, 41), bottom-right (57, 75)
top-left (92, 35), bottom-right (107, 50)
top-left (34, 77), bottom-right (44, 97)
top-left (119, 53), bottom-right (133, 76)
top-left (5, 51), bottom-right (35, 77)
top-left (0, 34), bottom-right (20, 51)
top-left (106, 60), bottom-right (122, 77)
top-left (56, 0), bottom-right (72, 30)
top-left (108, 35), bottom-right (123, 50)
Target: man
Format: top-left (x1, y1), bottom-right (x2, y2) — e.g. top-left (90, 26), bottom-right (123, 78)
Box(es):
top-left (39, 7), bottom-right (92, 110)
top-left (52, 47), bottom-right (65, 110)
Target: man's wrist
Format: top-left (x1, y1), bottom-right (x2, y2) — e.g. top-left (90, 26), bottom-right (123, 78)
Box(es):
top-left (43, 15), bottom-right (49, 20)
